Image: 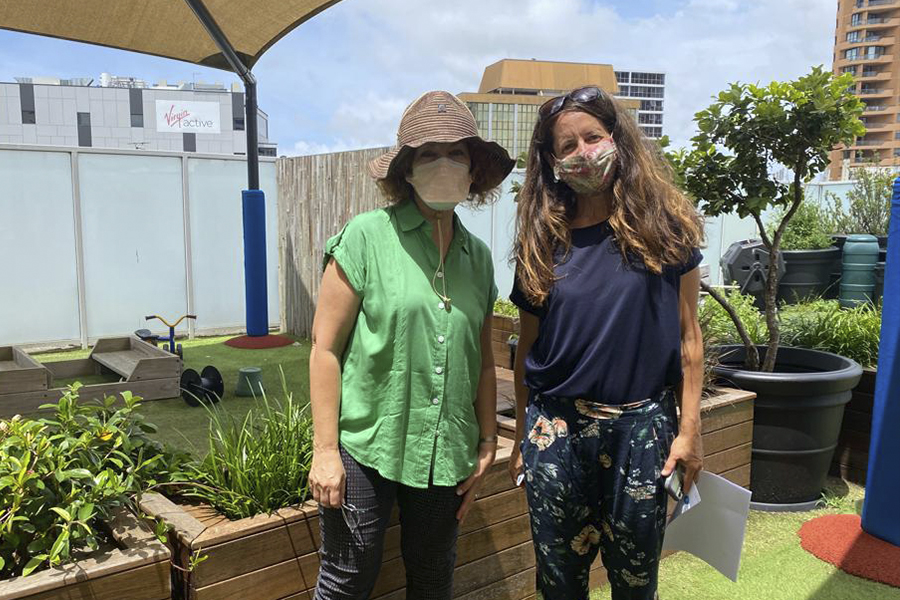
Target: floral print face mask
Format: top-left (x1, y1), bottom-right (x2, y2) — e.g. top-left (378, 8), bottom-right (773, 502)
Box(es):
top-left (552, 137), bottom-right (618, 195)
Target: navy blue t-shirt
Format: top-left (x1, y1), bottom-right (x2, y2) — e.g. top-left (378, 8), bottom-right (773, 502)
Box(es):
top-left (510, 220), bottom-right (702, 405)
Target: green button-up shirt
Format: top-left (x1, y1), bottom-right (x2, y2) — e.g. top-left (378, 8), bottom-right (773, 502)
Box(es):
top-left (324, 200), bottom-right (498, 488)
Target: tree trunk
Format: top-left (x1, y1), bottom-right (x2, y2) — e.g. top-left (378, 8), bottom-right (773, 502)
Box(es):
top-left (700, 281), bottom-right (760, 371)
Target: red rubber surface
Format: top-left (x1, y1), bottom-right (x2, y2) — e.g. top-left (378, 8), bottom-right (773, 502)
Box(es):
top-left (224, 334), bottom-right (295, 349)
top-left (799, 513), bottom-right (900, 588)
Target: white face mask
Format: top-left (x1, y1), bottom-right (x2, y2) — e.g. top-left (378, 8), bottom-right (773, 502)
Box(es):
top-left (406, 157), bottom-right (473, 211)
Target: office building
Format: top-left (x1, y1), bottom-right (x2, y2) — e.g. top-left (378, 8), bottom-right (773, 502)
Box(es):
top-left (458, 59), bottom-right (648, 159)
top-left (0, 73), bottom-right (276, 156)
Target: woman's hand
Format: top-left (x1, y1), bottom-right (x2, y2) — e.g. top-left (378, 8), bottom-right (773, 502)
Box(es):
top-left (309, 448), bottom-right (346, 508)
top-left (456, 442), bottom-right (497, 523)
top-left (661, 429), bottom-right (704, 494)
top-left (508, 443), bottom-right (524, 486)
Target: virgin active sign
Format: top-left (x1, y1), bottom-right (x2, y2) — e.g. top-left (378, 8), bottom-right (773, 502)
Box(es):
top-left (155, 100), bottom-right (221, 134)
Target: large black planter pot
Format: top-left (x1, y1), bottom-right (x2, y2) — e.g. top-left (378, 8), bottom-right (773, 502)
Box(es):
top-left (713, 345), bottom-right (862, 510)
top-left (778, 247), bottom-right (841, 304)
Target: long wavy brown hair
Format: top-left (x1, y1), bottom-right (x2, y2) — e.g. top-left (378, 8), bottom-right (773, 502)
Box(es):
top-left (514, 89), bottom-right (704, 306)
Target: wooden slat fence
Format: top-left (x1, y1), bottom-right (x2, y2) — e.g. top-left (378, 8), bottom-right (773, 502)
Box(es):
top-left (277, 147), bottom-right (391, 337)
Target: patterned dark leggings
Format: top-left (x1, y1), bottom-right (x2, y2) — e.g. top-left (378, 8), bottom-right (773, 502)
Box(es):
top-left (522, 389), bottom-right (677, 600)
top-left (313, 446), bottom-right (463, 600)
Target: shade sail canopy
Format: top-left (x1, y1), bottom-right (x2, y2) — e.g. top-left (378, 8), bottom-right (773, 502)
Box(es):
top-left (0, 0), bottom-right (341, 71)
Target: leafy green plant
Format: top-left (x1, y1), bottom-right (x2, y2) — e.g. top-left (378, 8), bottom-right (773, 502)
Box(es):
top-left (180, 383), bottom-right (313, 520)
top-left (0, 386), bottom-right (185, 579)
top-left (672, 66), bottom-right (865, 371)
top-left (698, 292), bottom-right (882, 369)
top-left (493, 298), bottom-right (519, 318)
top-left (767, 202), bottom-right (834, 251)
top-left (781, 300), bottom-right (882, 368)
top-left (824, 166), bottom-right (893, 236)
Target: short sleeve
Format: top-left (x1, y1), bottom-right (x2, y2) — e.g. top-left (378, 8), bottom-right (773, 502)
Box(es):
top-left (510, 271), bottom-right (545, 318)
top-left (323, 218), bottom-right (367, 295)
top-left (679, 247), bottom-right (704, 276)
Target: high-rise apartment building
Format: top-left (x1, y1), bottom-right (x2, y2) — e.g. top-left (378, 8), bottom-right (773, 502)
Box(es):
top-left (830, 0), bottom-right (900, 179)
top-left (458, 59), bottom-right (645, 159)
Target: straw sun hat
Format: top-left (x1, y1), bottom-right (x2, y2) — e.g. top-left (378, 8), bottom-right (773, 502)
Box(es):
top-left (367, 91), bottom-right (515, 191)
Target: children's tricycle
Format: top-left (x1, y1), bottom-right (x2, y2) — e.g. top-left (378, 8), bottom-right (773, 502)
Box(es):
top-left (135, 314), bottom-right (224, 406)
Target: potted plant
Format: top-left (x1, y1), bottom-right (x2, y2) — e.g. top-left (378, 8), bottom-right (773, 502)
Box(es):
top-left (765, 202), bottom-right (840, 304)
top-left (0, 386), bottom-right (182, 597)
top-left (672, 66), bottom-right (866, 509)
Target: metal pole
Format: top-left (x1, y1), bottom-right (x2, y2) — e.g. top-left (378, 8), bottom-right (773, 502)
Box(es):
top-left (183, 0), bottom-right (259, 189)
top-left (245, 80), bottom-right (260, 189)
top-left (184, 0), bottom-right (267, 335)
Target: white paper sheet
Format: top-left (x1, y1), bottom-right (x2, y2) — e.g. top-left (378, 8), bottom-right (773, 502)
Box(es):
top-left (661, 471), bottom-right (752, 582)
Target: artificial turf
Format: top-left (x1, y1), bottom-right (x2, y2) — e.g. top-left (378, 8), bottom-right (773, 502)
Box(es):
top-left (590, 479), bottom-right (899, 600)
top-left (33, 334), bottom-right (311, 455)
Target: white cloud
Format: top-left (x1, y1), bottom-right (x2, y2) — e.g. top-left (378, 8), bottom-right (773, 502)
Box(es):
top-left (264, 0), bottom-right (836, 152)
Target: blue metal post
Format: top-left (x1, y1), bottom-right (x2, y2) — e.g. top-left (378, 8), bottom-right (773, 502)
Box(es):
top-left (242, 189), bottom-right (268, 336)
top-left (861, 176), bottom-right (900, 546)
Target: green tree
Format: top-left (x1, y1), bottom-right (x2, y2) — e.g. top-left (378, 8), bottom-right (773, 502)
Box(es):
top-left (672, 66), bottom-right (865, 371)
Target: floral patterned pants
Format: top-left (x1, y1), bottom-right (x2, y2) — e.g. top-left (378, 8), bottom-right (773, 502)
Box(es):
top-left (521, 389), bottom-right (677, 600)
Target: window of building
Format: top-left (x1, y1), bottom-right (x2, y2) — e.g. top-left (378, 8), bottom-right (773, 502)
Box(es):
top-left (627, 85), bottom-right (664, 98)
top-left (615, 71), bottom-right (629, 83)
top-left (19, 83), bottom-right (36, 124)
top-left (232, 92), bottom-right (245, 131)
top-left (639, 113), bottom-right (663, 125)
top-left (640, 100), bottom-right (664, 111)
top-left (259, 146), bottom-right (277, 157)
top-left (841, 65), bottom-right (858, 75)
top-left (77, 112), bottom-right (91, 147)
top-left (846, 47), bottom-right (861, 59)
top-left (851, 13), bottom-right (862, 25)
top-left (856, 0), bottom-right (863, 7)
top-left (129, 88), bottom-right (143, 128)
top-left (641, 126), bottom-right (663, 138)
top-left (847, 30), bottom-right (861, 42)
top-left (894, 148), bottom-right (900, 158)
top-left (183, 132), bottom-right (196, 152)
top-left (631, 72), bottom-right (665, 85)
top-left (617, 85), bottom-right (630, 96)
top-left (863, 46), bottom-right (884, 59)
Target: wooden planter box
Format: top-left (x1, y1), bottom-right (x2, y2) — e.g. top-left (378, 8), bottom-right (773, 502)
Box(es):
top-left (498, 386), bottom-right (756, 489)
top-left (0, 510), bottom-right (171, 600)
top-left (143, 387), bottom-right (754, 600)
top-left (831, 367), bottom-right (876, 484)
top-left (141, 438), bottom-right (537, 600)
top-left (491, 315), bottom-right (519, 370)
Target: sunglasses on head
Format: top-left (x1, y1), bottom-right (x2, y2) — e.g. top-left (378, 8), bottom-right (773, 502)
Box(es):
top-left (539, 86), bottom-right (603, 121)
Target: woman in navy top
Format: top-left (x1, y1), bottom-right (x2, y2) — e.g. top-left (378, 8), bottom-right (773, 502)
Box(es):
top-left (509, 86), bottom-right (705, 600)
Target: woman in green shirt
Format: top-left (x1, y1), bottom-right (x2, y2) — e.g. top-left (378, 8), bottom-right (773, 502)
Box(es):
top-left (309, 91), bottom-right (515, 600)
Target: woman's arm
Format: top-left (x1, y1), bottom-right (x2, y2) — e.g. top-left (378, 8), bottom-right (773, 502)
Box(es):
top-left (456, 314), bottom-right (498, 522)
top-left (308, 258), bottom-right (362, 508)
top-left (508, 309), bottom-right (539, 483)
top-left (661, 266), bottom-right (705, 493)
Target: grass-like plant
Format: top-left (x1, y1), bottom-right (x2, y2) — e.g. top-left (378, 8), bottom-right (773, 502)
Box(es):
top-left (699, 292), bottom-right (882, 369)
top-left (180, 380), bottom-right (313, 520)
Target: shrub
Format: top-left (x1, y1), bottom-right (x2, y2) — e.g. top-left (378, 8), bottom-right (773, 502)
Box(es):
top-left (0, 387), bottom-right (184, 579)
top-left (180, 386), bottom-right (313, 520)
top-left (493, 298), bottom-right (519, 318)
top-left (767, 202), bottom-right (835, 251)
top-left (824, 167), bottom-right (893, 236)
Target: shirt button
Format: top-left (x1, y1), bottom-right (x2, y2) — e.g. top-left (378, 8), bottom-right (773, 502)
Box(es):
top-left (438, 335), bottom-right (445, 343)
top-left (435, 366), bottom-right (443, 374)
top-left (438, 301), bottom-right (445, 310)
top-left (432, 397), bottom-right (440, 405)
top-left (436, 271), bottom-right (444, 278)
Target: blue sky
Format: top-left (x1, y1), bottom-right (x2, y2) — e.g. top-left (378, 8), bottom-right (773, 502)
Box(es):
top-left (0, 0), bottom-right (837, 153)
